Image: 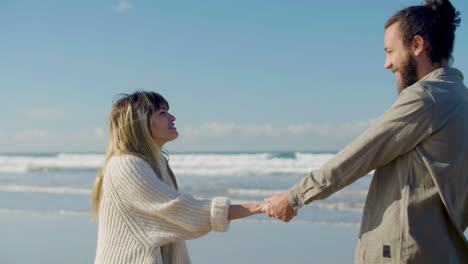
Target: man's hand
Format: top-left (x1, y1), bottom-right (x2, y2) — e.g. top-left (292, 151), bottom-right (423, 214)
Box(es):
top-left (264, 192), bottom-right (297, 222)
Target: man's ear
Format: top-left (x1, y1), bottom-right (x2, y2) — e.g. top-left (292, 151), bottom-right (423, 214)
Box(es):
top-left (411, 35), bottom-right (425, 57)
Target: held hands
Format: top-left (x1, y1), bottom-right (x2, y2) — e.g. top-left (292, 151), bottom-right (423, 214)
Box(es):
top-left (263, 192), bottom-right (297, 222)
top-left (228, 202), bottom-right (268, 220)
top-left (230, 193), bottom-right (296, 222)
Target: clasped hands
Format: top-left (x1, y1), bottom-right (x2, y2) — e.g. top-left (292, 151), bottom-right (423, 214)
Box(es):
top-left (260, 192), bottom-right (297, 222)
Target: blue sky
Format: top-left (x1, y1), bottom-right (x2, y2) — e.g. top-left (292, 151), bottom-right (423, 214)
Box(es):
top-left (1, 0), bottom-right (467, 152)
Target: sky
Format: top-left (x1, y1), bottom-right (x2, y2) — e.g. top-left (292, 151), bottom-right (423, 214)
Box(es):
top-left (1, 0), bottom-right (467, 153)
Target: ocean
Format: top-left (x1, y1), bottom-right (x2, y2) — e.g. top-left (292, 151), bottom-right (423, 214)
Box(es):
top-left (2, 152), bottom-right (466, 264)
top-left (0, 151), bottom-right (370, 226)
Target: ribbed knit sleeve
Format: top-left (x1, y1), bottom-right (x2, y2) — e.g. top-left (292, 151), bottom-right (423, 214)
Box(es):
top-left (105, 154), bottom-right (230, 247)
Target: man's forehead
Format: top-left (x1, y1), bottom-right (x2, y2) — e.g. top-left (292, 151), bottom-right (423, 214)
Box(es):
top-left (385, 22), bottom-right (401, 37)
top-left (384, 23), bottom-right (403, 45)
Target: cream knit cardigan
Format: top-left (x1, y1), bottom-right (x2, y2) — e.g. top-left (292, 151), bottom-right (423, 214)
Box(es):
top-left (94, 154), bottom-right (231, 264)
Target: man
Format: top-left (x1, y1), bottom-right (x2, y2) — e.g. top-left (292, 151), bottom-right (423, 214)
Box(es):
top-left (265, 0), bottom-right (468, 263)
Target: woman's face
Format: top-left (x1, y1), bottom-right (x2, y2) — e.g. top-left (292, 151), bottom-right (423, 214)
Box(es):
top-left (150, 105), bottom-right (178, 148)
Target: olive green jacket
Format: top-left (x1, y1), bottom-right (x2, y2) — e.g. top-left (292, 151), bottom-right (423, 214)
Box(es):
top-left (288, 67), bottom-right (468, 263)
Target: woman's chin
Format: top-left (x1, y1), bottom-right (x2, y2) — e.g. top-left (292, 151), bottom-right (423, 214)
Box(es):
top-left (169, 132), bottom-right (179, 142)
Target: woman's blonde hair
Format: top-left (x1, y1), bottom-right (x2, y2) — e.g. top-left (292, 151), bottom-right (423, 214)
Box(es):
top-left (91, 91), bottom-right (178, 215)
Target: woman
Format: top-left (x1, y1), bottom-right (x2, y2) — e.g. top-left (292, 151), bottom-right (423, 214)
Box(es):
top-left (92, 91), bottom-right (265, 264)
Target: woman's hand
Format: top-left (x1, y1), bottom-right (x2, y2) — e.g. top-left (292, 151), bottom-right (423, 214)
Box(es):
top-left (228, 202), bottom-right (267, 220)
top-left (257, 202), bottom-right (267, 214)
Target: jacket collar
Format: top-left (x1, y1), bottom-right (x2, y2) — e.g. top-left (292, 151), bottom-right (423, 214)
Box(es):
top-left (419, 67), bottom-right (464, 82)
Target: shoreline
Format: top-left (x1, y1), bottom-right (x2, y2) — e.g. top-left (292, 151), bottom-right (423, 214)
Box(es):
top-left (4, 211), bottom-right (466, 263)
top-left (0, 212), bottom-right (359, 264)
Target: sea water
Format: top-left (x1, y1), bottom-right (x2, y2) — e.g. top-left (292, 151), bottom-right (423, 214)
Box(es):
top-left (0, 152), bottom-right (370, 226)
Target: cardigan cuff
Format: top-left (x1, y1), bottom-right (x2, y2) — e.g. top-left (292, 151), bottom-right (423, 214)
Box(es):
top-left (210, 197), bottom-right (230, 232)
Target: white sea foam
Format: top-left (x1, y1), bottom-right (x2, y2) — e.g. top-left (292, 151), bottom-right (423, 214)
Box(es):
top-left (0, 208), bottom-right (88, 216)
top-left (226, 188), bottom-right (285, 197)
top-left (0, 152), bottom-right (335, 175)
top-left (0, 153), bottom-right (105, 173)
top-left (0, 208), bottom-right (360, 226)
top-left (170, 152), bottom-right (335, 176)
top-left (0, 184), bottom-right (91, 195)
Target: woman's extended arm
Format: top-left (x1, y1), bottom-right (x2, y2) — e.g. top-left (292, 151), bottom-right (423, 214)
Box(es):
top-left (228, 203), bottom-right (265, 220)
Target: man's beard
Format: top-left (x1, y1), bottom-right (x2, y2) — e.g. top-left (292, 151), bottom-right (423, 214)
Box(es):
top-left (397, 55), bottom-right (418, 94)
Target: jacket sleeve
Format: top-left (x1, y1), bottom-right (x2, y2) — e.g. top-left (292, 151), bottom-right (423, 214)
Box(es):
top-left (106, 155), bottom-right (230, 247)
top-left (288, 87), bottom-right (435, 209)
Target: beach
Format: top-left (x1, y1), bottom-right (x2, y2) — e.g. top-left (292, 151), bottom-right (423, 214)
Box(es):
top-left (0, 211), bottom-right (359, 264)
top-left (189, 220), bottom-right (359, 264)
top-left (1, 152), bottom-right (465, 263)
top-left (2, 211), bottom-right (467, 263)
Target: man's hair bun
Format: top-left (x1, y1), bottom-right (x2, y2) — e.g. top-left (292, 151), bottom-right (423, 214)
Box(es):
top-left (425, 0), bottom-right (461, 27)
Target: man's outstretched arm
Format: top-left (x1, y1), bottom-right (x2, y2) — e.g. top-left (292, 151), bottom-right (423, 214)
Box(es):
top-left (265, 87), bottom-right (434, 221)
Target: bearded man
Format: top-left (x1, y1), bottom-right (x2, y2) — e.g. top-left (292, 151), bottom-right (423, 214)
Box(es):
top-left (265, 0), bottom-right (468, 263)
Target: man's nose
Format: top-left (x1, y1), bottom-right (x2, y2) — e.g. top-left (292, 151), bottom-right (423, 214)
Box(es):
top-left (384, 56), bottom-right (392, 69)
